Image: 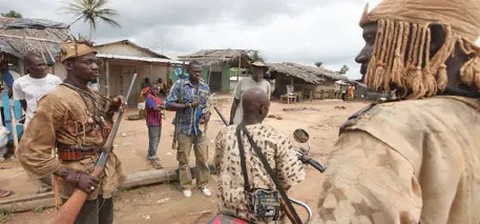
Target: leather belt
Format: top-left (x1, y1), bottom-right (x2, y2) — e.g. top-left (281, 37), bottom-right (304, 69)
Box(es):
top-left (56, 143), bottom-right (101, 161)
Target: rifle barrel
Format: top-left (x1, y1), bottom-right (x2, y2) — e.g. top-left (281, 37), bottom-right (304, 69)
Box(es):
top-left (214, 106), bottom-right (228, 126)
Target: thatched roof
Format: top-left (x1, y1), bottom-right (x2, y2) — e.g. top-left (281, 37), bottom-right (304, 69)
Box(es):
top-left (0, 17), bottom-right (69, 62)
top-left (178, 49), bottom-right (252, 67)
top-left (268, 62), bottom-right (349, 84)
top-left (269, 62), bottom-right (349, 84)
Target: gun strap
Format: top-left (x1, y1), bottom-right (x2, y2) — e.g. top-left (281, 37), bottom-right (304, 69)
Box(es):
top-left (238, 124), bottom-right (303, 224)
top-left (173, 79), bottom-right (186, 134)
top-left (236, 125), bottom-right (251, 191)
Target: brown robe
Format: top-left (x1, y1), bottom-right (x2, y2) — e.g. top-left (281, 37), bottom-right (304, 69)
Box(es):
top-left (315, 96), bottom-right (480, 224)
top-left (17, 85), bottom-right (125, 200)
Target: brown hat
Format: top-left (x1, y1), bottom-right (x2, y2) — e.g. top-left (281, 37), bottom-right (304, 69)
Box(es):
top-left (59, 40), bottom-right (97, 63)
top-left (251, 60), bottom-right (268, 68)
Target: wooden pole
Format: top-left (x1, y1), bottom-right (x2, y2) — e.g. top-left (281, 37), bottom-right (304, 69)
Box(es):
top-left (18, 60), bottom-right (25, 76)
top-left (236, 57), bottom-right (241, 87)
top-left (0, 164), bottom-right (215, 213)
top-left (105, 60), bottom-right (110, 98)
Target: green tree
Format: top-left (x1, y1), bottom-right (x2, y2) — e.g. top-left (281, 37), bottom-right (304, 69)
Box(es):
top-left (248, 50), bottom-right (266, 63)
top-left (76, 33), bottom-right (88, 41)
top-left (339, 65), bottom-right (349, 75)
top-left (63, 0), bottom-right (120, 40)
top-left (314, 61), bottom-right (323, 68)
top-left (1, 10), bottom-right (22, 18)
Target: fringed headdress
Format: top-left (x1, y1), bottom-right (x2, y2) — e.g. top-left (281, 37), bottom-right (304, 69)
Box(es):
top-left (360, 0), bottom-right (480, 99)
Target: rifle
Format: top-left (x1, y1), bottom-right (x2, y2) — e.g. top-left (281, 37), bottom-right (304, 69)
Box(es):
top-left (171, 62), bottom-right (186, 150)
top-left (51, 73), bottom-right (138, 224)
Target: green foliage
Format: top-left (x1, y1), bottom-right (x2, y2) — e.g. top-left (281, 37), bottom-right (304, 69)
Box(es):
top-left (339, 65), bottom-right (349, 74)
top-left (63, 0), bottom-right (120, 40)
top-left (1, 10), bottom-right (22, 18)
top-left (0, 208), bottom-right (13, 223)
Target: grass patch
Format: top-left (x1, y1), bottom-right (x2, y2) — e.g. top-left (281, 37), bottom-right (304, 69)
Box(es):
top-left (32, 207), bottom-right (45, 214)
top-left (0, 208), bottom-right (13, 223)
top-left (137, 187), bottom-right (149, 196)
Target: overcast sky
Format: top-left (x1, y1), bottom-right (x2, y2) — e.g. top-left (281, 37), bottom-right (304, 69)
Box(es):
top-left (2, 0), bottom-right (389, 79)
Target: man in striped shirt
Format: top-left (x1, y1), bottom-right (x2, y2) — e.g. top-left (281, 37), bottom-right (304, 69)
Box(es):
top-left (166, 60), bottom-right (212, 198)
top-left (145, 84), bottom-right (164, 169)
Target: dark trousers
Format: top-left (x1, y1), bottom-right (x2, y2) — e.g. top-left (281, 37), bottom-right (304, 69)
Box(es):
top-left (62, 196), bottom-right (114, 224)
top-left (147, 125), bottom-right (162, 160)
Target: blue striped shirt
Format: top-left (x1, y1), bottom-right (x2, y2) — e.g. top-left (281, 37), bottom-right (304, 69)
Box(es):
top-left (166, 78), bottom-right (210, 136)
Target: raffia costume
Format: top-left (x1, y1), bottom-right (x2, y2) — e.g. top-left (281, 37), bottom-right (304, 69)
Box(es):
top-left (316, 0), bottom-right (480, 223)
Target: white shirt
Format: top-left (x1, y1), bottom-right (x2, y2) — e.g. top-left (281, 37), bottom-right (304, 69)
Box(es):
top-left (232, 77), bottom-right (271, 124)
top-left (12, 74), bottom-right (63, 126)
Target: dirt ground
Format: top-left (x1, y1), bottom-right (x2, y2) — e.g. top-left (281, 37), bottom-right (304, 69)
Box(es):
top-left (0, 95), bottom-right (368, 224)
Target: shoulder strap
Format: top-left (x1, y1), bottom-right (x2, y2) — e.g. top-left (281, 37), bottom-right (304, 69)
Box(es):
top-left (338, 102), bottom-right (377, 135)
top-left (236, 125), bottom-right (251, 191)
top-left (240, 125), bottom-right (302, 224)
top-left (178, 79), bottom-right (185, 102)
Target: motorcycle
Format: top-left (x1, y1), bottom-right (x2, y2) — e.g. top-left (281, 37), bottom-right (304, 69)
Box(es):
top-left (293, 128), bottom-right (326, 173)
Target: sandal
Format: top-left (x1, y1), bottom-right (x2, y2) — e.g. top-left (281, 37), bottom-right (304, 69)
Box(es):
top-left (149, 159), bottom-right (163, 169)
top-left (0, 189), bottom-right (13, 198)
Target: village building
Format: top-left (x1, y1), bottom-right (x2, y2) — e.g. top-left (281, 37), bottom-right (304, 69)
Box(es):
top-left (95, 39), bottom-right (181, 105)
top-left (0, 17), bottom-right (68, 78)
top-left (177, 49), bottom-right (252, 93)
top-left (268, 62), bottom-right (348, 101)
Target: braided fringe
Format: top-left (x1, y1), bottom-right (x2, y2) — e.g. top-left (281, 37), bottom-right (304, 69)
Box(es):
top-left (459, 39), bottom-right (480, 91)
top-left (365, 19), bottom-right (457, 99)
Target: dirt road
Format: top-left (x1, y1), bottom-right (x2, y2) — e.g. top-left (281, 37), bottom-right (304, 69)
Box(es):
top-left (0, 96), bottom-right (368, 224)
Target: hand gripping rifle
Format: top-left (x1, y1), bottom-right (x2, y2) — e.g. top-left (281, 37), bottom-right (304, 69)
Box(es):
top-left (51, 73), bottom-right (138, 224)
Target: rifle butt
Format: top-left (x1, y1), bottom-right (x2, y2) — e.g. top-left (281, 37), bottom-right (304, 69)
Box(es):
top-left (280, 199), bottom-right (298, 224)
top-left (50, 189), bottom-right (88, 224)
top-left (171, 139), bottom-right (177, 150)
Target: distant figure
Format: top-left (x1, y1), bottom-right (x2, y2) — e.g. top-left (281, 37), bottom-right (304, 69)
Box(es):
top-left (156, 78), bottom-right (167, 97)
top-left (0, 61), bottom-right (21, 98)
top-left (145, 85), bottom-right (164, 169)
top-left (347, 84), bottom-right (355, 100)
top-left (13, 53), bottom-right (62, 127)
top-left (229, 60), bottom-right (271, 125)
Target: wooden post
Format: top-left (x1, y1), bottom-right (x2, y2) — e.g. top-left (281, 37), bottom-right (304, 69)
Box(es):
top-left (236, 57), bottom-right (241, 87)
top-left (105, 60), bottom-right (110, 98)
top-left (18, 60), bottom-right (25, 76)
top-left (207, 66), bottom-right (212, 85)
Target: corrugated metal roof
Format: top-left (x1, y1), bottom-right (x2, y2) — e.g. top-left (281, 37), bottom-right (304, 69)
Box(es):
top-left (97, 53), bottom-right (183, 64)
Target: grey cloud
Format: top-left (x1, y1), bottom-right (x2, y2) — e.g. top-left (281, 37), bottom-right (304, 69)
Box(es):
top-left (0, 0), bottom-right (374, 79)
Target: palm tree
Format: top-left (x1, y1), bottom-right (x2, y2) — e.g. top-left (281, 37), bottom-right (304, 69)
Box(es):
top-left (1, 10), bottom-right (22, 18)
top-left (249, 50), bottom-right (266, 63)
top-left (63, 0), bottom-right (120, 40)
top-left (314, 61), bottom-right (323, 68)
top-left (339, 65), bottom-right (349, 75)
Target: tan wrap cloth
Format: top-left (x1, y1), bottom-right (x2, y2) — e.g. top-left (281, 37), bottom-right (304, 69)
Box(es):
top-left (315, 96), bottom-right (480, 224)
top-left (359, 0), bottom-right (480, 98)
top-left (361, 0), bottom-right (480, 42)
top-left (17, 85), bottom-right (125, 200)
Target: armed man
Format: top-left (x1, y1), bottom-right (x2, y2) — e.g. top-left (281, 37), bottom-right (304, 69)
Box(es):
top-left (17, 40), bottom-right (125, 224)
top-left (316, 0), bottom-right (480, 223)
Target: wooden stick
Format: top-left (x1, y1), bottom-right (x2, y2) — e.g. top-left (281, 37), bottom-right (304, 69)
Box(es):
top-left (0, 164), bottom-right (215, 213)
top-left (0, 34), bottom-right (62, 43)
